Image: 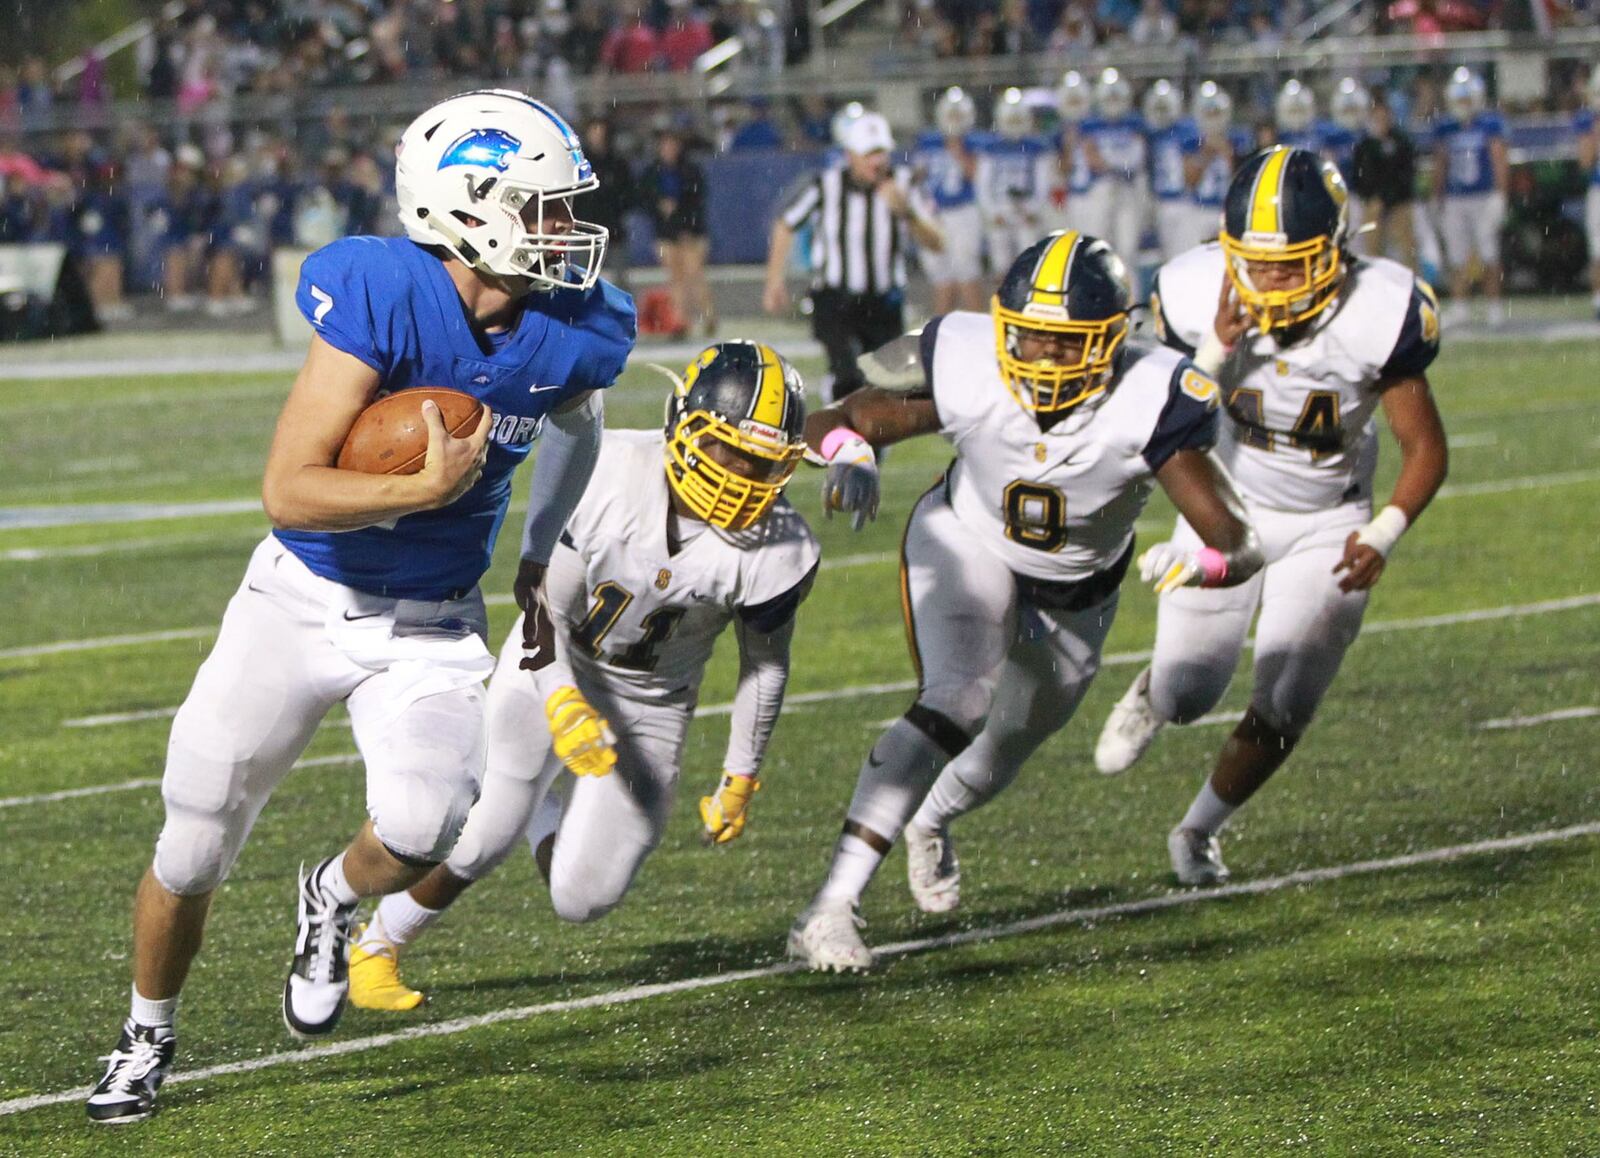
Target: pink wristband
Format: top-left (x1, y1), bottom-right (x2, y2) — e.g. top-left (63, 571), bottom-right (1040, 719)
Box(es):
top-left (1195, 547), bottom-right (1228, 587)
top-left (819, 426), bottom-right (865, 462)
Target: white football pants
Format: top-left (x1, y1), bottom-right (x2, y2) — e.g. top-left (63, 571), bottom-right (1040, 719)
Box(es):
top-left (444, 614), bottom-right (692, 924)
top-left (1146, 501), bottom-right (1371, 737)
top-left (153, 538), bottom-right (492, 895)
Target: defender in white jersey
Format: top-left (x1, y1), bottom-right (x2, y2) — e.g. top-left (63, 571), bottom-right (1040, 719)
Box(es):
top-left (791, 231), bottom-right (1263, 971)
top-left (1095, 146), bottom-right (1449, 886)
top-left (348, 343), bottom-right (819, 1009)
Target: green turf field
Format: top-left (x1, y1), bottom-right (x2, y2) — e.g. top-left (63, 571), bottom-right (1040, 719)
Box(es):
top-left (1, 334), bottom-right (1598, 1154)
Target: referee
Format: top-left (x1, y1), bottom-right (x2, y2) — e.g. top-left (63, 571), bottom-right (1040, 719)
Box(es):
top-left (763, 112), bottom-right (943, 400)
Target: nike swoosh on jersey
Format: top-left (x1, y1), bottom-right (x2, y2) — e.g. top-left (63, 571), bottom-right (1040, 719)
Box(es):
top-left (528, 384), bottom-right (562, 394)
top-left (342, 610), bottom-right (383, 621)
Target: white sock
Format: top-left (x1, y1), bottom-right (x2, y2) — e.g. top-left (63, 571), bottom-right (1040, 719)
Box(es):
top-left (366, 891), bottom-right (443, 950)
top-left (130, 985), bottom-right (177, 1028)
top-left (1180, 780), bottom-right (1238, 836)
top-left (314, 853), bottom-right (359, 907)
top-left (816, 834), bottom-right (884, 907)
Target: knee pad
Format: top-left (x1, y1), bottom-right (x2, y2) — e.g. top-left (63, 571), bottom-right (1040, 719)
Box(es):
top-left (914, 681), bottom-right (992, 744)
top-left (369, 768), bottom-right (477, 865)
top-left (152, 803), bottom-right (245, 896)
top-left (548, 871), bottom-right (625, 925)
top-left (1148, 660), bottom-right (1233, 725)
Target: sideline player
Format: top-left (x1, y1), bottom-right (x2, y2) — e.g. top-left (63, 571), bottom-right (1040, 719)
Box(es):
top-left (914, 87), bottom-right (989, 315)
top-left (789, 231), bottom-right (1264, 971)
top-left (86, 89), bottom-right (636, 1123)
top-left (1078, 68), bottom-right (1149, 264)
top-left (348, 342), bottom-right (818, 1009)
top-left (1144, 78), bottom-right (1202, 262)
top-left (977, 88), bottom-right (1050, 276)
top-left (1574, 69), bottom-right (1600, 319)
top-left (1432, 68), bottom-right (1509, 328)
top-left (1094, 146), bottom-right (1449, 885)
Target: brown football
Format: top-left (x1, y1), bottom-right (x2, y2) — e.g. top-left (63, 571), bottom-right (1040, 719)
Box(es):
top-left (336, 388), bottom-right (486, 475)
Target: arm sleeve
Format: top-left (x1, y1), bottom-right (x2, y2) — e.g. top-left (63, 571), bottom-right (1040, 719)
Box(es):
top-left (520, 392), bottom-right (604, 564)
top-left (1380, 279), bottom-right (1442, 380)
top-left (780, 177), bottom-right (821, 230)
top-left (721, 615), bottom-right (796, 779)
top-left (1142, 359), bottom-right (1221, 472)
top-left (737, 559), bottom-right (818, 635)
top-left (296, 240), bottom-right (386, 373)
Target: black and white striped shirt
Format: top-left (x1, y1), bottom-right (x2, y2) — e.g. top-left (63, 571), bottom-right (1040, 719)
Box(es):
top-left (780, 164), bottom-right (917, 295)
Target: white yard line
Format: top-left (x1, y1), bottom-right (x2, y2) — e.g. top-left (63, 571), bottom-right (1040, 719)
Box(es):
top-left (1478, 706), bottom-right (1600, 731)
top-left (46, 593), bottom-right (1600, 733)
top-left (0, 628), bottom-right (213, 661)
top-left (0, 753), bottom-right (360, 810)
top-left (1434, 468), bottom-right (1600, 500)
top-left (0, 499), bottom-right (262, 532)
top-left (1445, 432), bottom-right (1498, 449)
top-left (1, 817), bottom-right (1596, 1119)
top-left (0, 531), bottom-right (262, 563)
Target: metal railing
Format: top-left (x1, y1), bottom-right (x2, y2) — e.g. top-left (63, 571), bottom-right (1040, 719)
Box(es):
top-left (19, 25), bottom-right (1600, 137)
top-left (54, 1), bottom-right (187, 87)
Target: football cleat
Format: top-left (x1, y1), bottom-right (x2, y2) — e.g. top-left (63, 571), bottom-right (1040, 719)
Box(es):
top-left (86, 1019), bottom-right (176, 1124)
top-left (904, 822), bottom-right (961, 914)
top-left (349, 925), bottom-right (424, 1012)
top-left (788, 901), bottom-right (873, 973)
top-left (1168, 825), bottom-right (1231, 886)
top-left (282, 860), bottom-right (358, 1039)
top-left (1094, 667), bottom-right (1165, 775)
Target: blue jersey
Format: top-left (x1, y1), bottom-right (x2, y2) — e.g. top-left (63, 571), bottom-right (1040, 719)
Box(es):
top-left (1192, 128), bottom-right (1252, 209)
top-left (1575, 110), bottom-right (1600, 187)
top-left (1317, 121), bottom-right (1359, 185)
top-left (1082, 114), bottom-right (1149, 181)
top-left (1433, 111), bottom-right (1505, 196)
top-left (979, 135), bottom-right (1049, 199)
top-left (1148, 119), bottom-right (1202, 201)
top-left (280, 236), bottom-right (636, 599)
top-left (912, 130), bottom-right (986, 210)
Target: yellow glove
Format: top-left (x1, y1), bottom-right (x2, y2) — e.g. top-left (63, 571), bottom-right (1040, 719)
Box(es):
top-left (544, 686), bottom-right (617, 778)
top-left (699, 773), bottom-right (760, 845)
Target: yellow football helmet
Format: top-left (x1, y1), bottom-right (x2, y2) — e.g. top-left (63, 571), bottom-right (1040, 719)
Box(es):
top-left (992, 230), bottom-right (1133, 418)
top-left (1219, 145), bottom-right (1350, 333)
top-left (664, 341), bottom-right (807, 531)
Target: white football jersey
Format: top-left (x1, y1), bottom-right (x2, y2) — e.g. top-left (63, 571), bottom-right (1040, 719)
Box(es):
top-left (924, 311), bottom-right (1220, 583)
top-left (1153, 244), bottom-right (1440, 512)
top-left (549, 430), bottom-right (820, 702)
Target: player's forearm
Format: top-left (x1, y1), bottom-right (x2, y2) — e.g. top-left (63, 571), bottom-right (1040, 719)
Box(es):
top-left (261, 464), bottom-right (441, 531)
top-left (521, 392), bottom-right (603, 564)
top-left (723, 623), bottom-right (793, 778)
top-left (1387, 426), bottom-right (1448, 525)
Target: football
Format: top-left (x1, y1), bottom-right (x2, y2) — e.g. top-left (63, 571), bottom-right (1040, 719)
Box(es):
top-left (336, 387), bottom-right (486, 475)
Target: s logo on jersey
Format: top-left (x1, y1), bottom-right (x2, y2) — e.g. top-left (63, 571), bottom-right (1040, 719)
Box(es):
top-left (655, 568), bottom-right (672, 590)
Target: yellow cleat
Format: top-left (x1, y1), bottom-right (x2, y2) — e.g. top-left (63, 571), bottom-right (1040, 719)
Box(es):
top-left (348, 926), bottom-right (424, 1012)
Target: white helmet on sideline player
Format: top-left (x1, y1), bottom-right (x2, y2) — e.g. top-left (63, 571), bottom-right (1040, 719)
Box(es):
top-left (831, 101), bottom-right (868, 145)
top-left (934, 87), bottom-right (977, 136)
top-left (1446, 67), bottom-right (1486, 121)
top-left (1193, 80), bottom-right (1233, 136)
top-left (1331, 77), bottom-right (1371, 132)
top-left (1057, 70), bottom-right (1092, 124)
top-left (1275, 79), bottom-right (1316, 133)
top-left (994, 88), bottom-right (1033, 139)
top-left (1142, 79), bottom-right (1182, 131)
top-left (396, 89), bottom-right (607, 291)
top-left (1094, 68), bottom-right (1134, 119)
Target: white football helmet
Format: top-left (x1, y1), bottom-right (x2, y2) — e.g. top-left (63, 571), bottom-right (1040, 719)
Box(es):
top-left (1275, 79), bottom-right (1316, 133)
top-left (396, 89), bottom-right (606, 291)
top-left (1331, 77), bottom-right (1372, 132)
top-left (934, 87), bottom-right (977, 137)
top-left (1057, 70), bottom-right (1092, 124)
top-left (1143, 79), bottom-right (1182, 131)
top-left (1094, 68), bottom-right (1134, 119)
top-left (994, 88), bottom-right (1033, 140)
top-left (1193, 80), bottom-right (1233, 136)
top-left (1446, 67), bottom-right (1486, 121)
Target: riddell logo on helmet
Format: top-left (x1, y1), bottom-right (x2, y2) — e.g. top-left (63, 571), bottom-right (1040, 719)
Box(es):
top-left (741, 420), bottom-right (787, 443)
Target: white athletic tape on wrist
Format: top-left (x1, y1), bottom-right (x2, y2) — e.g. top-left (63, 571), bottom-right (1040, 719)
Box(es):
top-left (1355, 504), bottom-right (1409, 558)
top-left (1192, 330), bottom-right (1233, 377)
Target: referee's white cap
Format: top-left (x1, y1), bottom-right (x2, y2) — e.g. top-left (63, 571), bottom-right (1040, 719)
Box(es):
top-left (840, 112), bottom-right (894, 156)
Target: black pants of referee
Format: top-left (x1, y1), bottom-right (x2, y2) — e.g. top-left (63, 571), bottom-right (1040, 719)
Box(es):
top-left (809, 288), bottom-right (905, 401)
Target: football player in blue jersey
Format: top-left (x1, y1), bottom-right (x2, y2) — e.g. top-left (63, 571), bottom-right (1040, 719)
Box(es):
top-left (1574, 70), bottom-right (1600, 319)
top-left (1144, 78), bottom-right (1203, 262)
top-left (1432, 68), bottom-right (1509, 328)
top-left (86, 89), bottom-right (637, 1125)
top-left (914, 87), bottom-right (989, 315)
